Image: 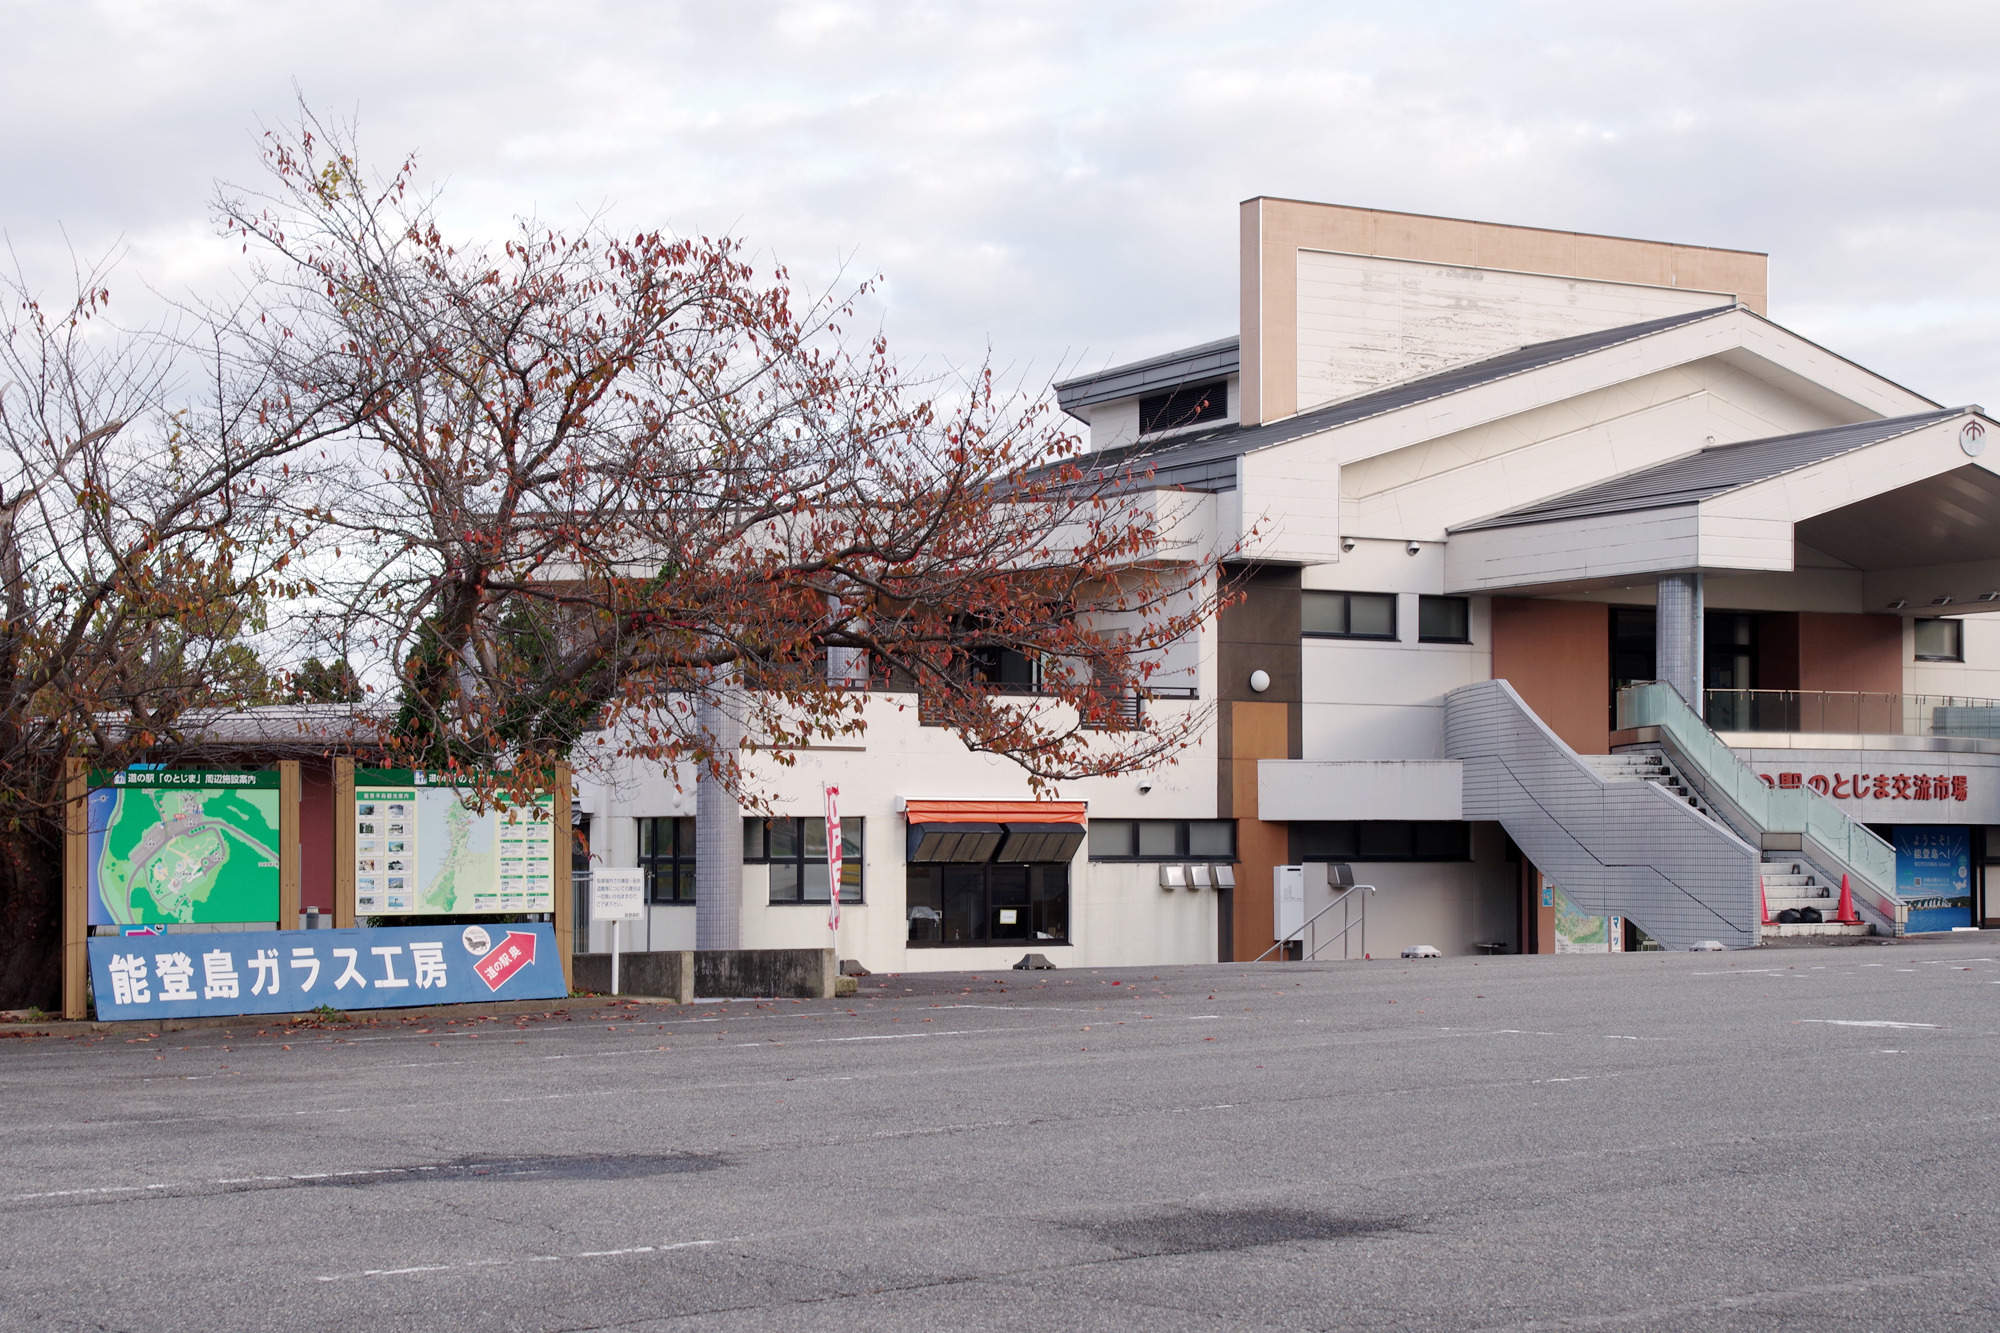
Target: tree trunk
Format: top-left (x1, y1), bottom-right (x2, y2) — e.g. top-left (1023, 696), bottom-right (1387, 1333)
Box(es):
top-left (0, 819), bottom-right (63, 1011)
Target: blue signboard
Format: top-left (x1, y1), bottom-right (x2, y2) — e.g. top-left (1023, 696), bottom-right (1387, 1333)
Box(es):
top-left (1893, 826), bottom-right (1973, 933)
top-left (87, 922), bottom-right (566, 1022)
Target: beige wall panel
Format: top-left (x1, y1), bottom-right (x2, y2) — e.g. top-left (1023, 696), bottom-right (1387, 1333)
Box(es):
top-left (1241, 197), bottom-right (1768, 426)
top-left (1294, 250), bottom-right (1731, 411)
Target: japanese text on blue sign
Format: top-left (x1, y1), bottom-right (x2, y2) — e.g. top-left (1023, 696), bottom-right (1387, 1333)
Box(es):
top-left (87, 923), bottom-right (565, 1021)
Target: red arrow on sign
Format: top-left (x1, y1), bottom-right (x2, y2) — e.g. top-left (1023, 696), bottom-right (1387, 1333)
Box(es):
top-left (474, 931), bottom-right (539, 992)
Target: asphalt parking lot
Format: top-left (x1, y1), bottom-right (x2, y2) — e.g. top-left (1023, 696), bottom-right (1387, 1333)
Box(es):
top-left (4, 938), bottom-right (1999, 1331)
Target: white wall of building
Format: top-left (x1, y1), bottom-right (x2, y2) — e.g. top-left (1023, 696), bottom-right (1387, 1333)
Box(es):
top-left (1296, 824), bottom-right (1518, 958)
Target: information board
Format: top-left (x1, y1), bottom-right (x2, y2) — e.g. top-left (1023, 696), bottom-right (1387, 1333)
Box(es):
top-left (86, 771), bottom-right (281, 926)
top-left (591, 868), bottom-right (644, 923)
top-left (1894, 825), bottom-right (1973, 932)
top-left (353, 770), bottom-right (557, 916)
top-left (88, 922), bottom-right (566, 1020)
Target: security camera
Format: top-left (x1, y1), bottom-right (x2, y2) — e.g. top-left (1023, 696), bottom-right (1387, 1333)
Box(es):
top-left (1138, 777), bottom-right (1154, 794)
top-left (1406, 542), bottom-right (1421, 556)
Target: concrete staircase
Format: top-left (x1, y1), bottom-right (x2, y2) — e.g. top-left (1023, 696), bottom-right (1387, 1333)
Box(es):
top-left (1583, 751), bottom-right (1872, 941)
top-left (1759, 858), bottom-right (1872, 939)
top-left (1580, 751), bottom-right (1713, 819)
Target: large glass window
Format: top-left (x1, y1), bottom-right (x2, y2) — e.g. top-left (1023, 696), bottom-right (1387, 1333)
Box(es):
top-left (637, 816), bottom-right (696, 904)
top-left (1418, 596), bottom-right (1470, 643)
top-left (745, 816), bottom-right (865, 904)
top-left (1915, 618), bottom-right (1964, 662)
top-left (907, 863), bottom-right (1069, 946)
top-left (1302, 591), bottom-right (1397, 640)
top-left (1087, 819), bottom-right (1237, 861)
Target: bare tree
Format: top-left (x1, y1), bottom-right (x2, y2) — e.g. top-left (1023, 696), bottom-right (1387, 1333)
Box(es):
top-left (0, 258), bottom-right (361, 1006)
top-left (220, 114), bottom-right (1230, 806)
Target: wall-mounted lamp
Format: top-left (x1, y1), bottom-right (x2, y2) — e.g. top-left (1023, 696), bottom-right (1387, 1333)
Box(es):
top-left (1248, 669), bottom-right (1271, 693)
top-left (1406, 542), bottom-right (1421, 556)
top-left (1980, 592), bottom-right (2000, 602)
top-left (1934, 596), bottom-right (1955, 606)
top-left (1888, 599), bottom-right (1908, 610)
top-left (1341, 538), bottom-right (1356, 553)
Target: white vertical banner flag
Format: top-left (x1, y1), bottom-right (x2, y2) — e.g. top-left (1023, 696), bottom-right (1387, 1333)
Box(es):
top-left (824, 784), bottom-right (842, 932)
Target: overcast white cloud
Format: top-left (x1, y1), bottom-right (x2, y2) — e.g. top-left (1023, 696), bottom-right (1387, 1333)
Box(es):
top-left (4, 0), bottom-right (1999, 405)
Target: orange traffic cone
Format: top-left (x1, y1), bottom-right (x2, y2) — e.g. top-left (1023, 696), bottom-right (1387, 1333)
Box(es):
top-left (1836, 873), bottom-right (1858, 924)
top-left (1759, 876), bottom-right (1772, 925)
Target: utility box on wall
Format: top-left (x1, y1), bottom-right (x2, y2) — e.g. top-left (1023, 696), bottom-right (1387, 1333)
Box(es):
top-left (1274, 865), bottom-right (1305, 942)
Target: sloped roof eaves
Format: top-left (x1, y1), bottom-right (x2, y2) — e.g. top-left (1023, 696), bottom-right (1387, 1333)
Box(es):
top-left (1055, 337), bottom-right (1241, 413)
top-left (1450, 408), bottom-right (1966, 533)
top-left (1071, 304), bottom-right (1741, 491)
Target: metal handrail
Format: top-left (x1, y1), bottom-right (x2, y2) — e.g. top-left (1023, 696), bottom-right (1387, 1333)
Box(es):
top-left (1253, 883), bottom-right (1376, 962)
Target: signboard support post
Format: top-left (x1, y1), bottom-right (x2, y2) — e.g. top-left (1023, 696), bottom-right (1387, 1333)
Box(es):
top-left (278, 761), bottom-right (301, 929)
top-left (62, 758), bottom-right (87, 1020)
top-left (589, 869), bottom-right (644, 1000)
top-left (332, 758), bottom-right (356, 929)
top-left (555, 764), bottom-right (573, 994)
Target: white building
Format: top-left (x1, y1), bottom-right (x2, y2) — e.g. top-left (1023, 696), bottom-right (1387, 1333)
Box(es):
top-left (578, 198), bottom-right (2000, 965)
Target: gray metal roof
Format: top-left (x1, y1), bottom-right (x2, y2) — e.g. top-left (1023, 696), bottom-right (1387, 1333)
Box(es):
top-left (1068, 304), bottom-right (1739, 493)
top-left (1452, 408), bottom-right (1967, 532)
top-left (1055, 337), bottom-right (1239, 414)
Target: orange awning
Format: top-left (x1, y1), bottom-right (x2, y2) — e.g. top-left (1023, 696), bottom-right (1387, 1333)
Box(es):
top-left (904, 800), bottom-right (1087, 826)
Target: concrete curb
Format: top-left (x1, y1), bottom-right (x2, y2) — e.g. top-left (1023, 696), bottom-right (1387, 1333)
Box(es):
top-left (0, 994), bottom-right (682, 1039)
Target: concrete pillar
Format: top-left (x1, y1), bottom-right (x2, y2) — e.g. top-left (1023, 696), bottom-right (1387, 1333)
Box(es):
top-left (1656, 573), bottom-right (1705, 716)
top-left (695, 679), bottom-right (744, 951)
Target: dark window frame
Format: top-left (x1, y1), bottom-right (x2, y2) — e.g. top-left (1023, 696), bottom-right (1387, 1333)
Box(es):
top-left (1915, 617), bottom-right (1964, 662)
top-left (906, 862), bottom-right (1070, 947)
top-left (637, 816), bottom-right (697, 904)
top-left (1139, 380), bottom-right (1228, 436)
top-left (1087, 819), bottom-right (1237, 862)
top-left (1301, 590), bottom-right (1399, 641)
top-left (745, 816), bottom-right (866, 905)
top-left (1287, 821), bottom-right (1473, 863)
top-left (1417, 595), bottom-right (1471, 644)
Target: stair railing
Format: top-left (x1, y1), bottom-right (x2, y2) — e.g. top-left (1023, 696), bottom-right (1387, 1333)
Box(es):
top-left (1617, 681), bottom-right (1904, 931)
top-left (1254, 883), bottom-right (1377, 962)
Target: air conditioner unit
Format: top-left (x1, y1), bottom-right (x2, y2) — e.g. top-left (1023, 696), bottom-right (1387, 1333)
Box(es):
top-left (1274, 865), bottom-right (1305, 940)
top-left (1158, 864), bottom-right (1187, 889)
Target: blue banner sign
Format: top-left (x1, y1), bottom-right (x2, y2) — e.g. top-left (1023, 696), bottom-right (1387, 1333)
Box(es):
top-left (87, 923), bottom-right (566, 1022)
top-left (1893, 825), bottom-right (1973, 933)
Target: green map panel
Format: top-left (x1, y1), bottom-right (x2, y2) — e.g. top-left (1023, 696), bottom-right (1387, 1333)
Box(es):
top-left (88, 782), bottom-right (282, 925)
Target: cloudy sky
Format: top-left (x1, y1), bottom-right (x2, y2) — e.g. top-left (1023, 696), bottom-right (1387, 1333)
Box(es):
top-left (5, 0), bottom-right (1999, 407)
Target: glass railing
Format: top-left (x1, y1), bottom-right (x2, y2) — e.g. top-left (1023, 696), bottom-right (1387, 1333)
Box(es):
top-left (1619, 683), bottom-right (1898, 900)
top-left (1703, 689), bottom-right (2000, 739)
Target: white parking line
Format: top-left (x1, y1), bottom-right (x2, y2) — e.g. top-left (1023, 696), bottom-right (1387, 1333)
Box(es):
top-left (314, 1236), bottom-right (748, 1282)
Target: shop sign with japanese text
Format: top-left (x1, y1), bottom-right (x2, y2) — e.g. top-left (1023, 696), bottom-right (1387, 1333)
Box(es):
top-left (1756, 770), bottom-right (1969, 802)
top-left (87, 922), bottom-right (565, 1021)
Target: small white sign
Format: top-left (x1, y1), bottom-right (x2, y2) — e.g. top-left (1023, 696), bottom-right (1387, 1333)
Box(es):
top-left (591, 869), bottom-right (645, 923)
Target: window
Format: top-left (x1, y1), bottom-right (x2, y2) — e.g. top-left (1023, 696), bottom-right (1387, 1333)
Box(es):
top-left (1288, 821), bottom-right (1471, 862)
top-left (1915, 618), bottom-right (1963, 662)
top-left (745, 816), bottom-right (864, 904)
top-left (1139, 380), bottom-right (1227, 435)
top-left (637, 816), bottom-right (696, 904)
top-left (1302, 591), bottom-right (1397, 640)
top-left (1088, 819), bottom-right (1237, 861)
top-left (907, 863), bottom-right (1068, 946)
top-left (1418, 596), bottom-right (1470, 643)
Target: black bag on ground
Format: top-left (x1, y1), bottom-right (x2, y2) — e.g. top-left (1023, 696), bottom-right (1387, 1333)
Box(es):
top-left (1775, 908), bottom-right (1802, 923)
top-left (1798, 906), bottom-right (1823, 924)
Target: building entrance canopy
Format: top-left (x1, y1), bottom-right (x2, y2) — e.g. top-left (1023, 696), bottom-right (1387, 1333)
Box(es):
top-left (1445, 408), bottom-right (2000, 609)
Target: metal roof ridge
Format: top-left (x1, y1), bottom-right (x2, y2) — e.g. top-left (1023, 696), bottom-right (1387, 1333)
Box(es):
top-left (1053, 335), bottom-right (1241, 394)
top-left (1449, 407), bottom-right (1971, 533)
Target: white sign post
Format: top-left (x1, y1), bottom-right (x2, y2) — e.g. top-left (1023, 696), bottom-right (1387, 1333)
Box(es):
top-left (591, 869), bottom-right (645, 995)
